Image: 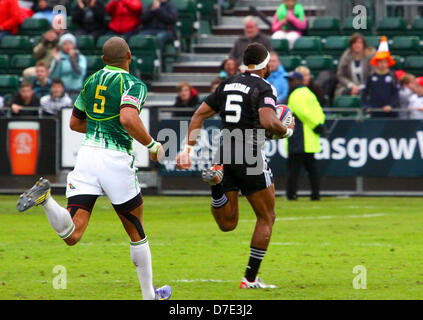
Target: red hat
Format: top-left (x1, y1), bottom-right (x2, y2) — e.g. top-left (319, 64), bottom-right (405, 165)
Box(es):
top-left (396, 70), bottom-right (406, 80)
top-left (370, 36), bottom-right (396, 67)
top-left (415, 77), bottom-right (423, 87)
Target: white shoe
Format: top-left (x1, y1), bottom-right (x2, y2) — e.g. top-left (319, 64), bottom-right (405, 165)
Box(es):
top-left (240, 277), bottom-right (276, 289)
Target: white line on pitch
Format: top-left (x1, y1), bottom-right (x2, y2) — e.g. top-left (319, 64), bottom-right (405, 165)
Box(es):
top-left (239, 213), bottom-right (387, 223)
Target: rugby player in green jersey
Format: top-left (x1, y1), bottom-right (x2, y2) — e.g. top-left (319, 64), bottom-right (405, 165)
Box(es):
top-left (17, 37), bottom-right (171, 300)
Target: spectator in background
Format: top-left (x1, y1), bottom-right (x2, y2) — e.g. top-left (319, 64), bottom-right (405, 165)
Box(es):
top-left (398, 73), bottom-right (416, 119)
top-left (271, 0), bottom-right (307, 49)
top-left (32, 0), bottom-right (69, 23)
top-left (361, 36), bottom-right (399, 118)
top-left (267, 51), bottom-right (289, 104)
top-left (139, 0), bottom-right (178, 53)
top-left (219, 58), bottom-right (239, 80)
top-left (210, 77), bottom-right (223, 93)
top-left (172, 81), bottom-right (200, 117)
top-left (295, 65), bottom-right (327, 107)
top-left (229, 16), bottom-right (272, 66)
top-left (23, 15), bottom-right (66, 79)
top-left (335, 33), bottom-right (375, 97)
top-left (106, 0), bottom-right (142, 40)
top-left (33, 61), bottom-right (52, 98)
top-left (50, 33), bottom-right (87, 94)
top-left (408, 77), bottom-right (423, 120)
top-left (285, 71), bottom-right (325, 201)
top-left (9, 81), bottom-right (40, 116)
top-left (40, 78), bottom-right (73, 115)
top-left (0, 0), bottom-right (23, 41)
top-left (72, 0), bottom-right (107, 40)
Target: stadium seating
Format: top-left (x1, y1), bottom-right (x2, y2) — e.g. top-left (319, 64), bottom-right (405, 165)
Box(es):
top-left (77, 35), bottom-right (96, 55)
top-left (0, 36), bottom-right (31, 55)
top-left (323, 36), bottom-right (349, 58)
top-left (173, 0), bottom-right (197, 50)
top-left (0, 75), bottom-right (20, 96)
top-left (0, 55), bottom-right (9, 74)
top-left (19, 18), bottom-right (50, 36)
top-left (308, 17), bottom-right (341, 37)
top-left (128, 35), bottom-right (159, 78)
top-left (376, 17), bottom-right (407, 37)
top-left (279, 55), bottom-right (302, 71)
top-left (390, 36), bottom-right (420, 56)
top-left (271, 39), bottom-right (289, 55)
top-left (291, 37), bottom-right (322, 57)
top-left (403, 56), bottom-right (423, 76)
top-left (410, 18), bottom-right (423, 38)
top-left (86, 55), bottom-right (105, 75)
top-left (304, 55), bottom-right (335, 78)
top-left (9, 55), bottom-right (35, 75)
top-left (365, 36), bottom-right (381, 49)
top-left (333, 95), bottom-right (362, 117)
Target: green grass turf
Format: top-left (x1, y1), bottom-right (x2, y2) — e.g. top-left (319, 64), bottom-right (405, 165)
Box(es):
top-left (0, 195), bottom-right (422, 300)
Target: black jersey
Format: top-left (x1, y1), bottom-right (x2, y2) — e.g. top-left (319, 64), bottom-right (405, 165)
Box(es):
top-left (205, 72), bottom-right (277, 131)
top-left (205, 72), bottom-right (278, 167)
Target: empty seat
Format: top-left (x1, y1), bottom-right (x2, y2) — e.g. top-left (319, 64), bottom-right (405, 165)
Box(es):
top-left (323, 36), bottom-right (349, 58)
top-left (19, 18), bottom-right (50, 36)
top-left (390, 36), bottom-right (420, 56)
top-left (304, 55), bottom-right (334, 78)
top-left (308, 17), bottom-right (340, 36)
top-left (0, 35), bottom-right (31, 54)
top-left (9, 54), bottom-right (35, 75)
top-left (291, 36), bottom-right (322, 57)
top-left (0, 75), bottom-right (20, 96)
top-left (85, 55), bottom-right (104, 75)
top-left (271, 39), bottom-right (289, 55)
top-left (0, 55), bottom-right (9, 73)
top-left (333, 95), bottom-right (362, 117)
top-left (77, 35), bottom-right (95, 55)
top-left (279, 55), bottom-right (302, 71)
top-left (377, 17), bottom-right (407, 37)
top-left (403, 56), bottom-right (423, 76)
top-left (129, 35), bottom-right (159, 78)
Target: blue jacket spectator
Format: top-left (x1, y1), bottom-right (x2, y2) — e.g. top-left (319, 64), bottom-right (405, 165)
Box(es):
top-left (267, 51), bottom-right (289, 103)
top-left (49, 33), bottom-right (87, 93)
top-left (139, 0), bottom-right (178, 52)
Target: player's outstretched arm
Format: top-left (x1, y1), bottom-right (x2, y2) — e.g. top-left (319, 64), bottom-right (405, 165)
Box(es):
top-left (176, 102), bottom-right (216, 169)
top-left (259, 107), bottom-right (295, 139)
top-left (120, 107), bottom-right (164, 161)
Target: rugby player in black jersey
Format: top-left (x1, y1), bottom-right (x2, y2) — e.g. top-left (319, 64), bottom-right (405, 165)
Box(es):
top-left (176, 43), bottom-right (295, 288)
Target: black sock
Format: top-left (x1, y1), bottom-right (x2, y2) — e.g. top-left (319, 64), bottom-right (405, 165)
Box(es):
top-left (245, 247), bottom-right (267, 282)
top-left (211, 184), bottom-right (228, 208)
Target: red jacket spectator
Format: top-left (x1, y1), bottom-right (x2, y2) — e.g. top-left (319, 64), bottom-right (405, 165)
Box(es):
top-left (106, 0), bottom-right (142, 34)
top-left (0, 0), bottom-right (22, 34)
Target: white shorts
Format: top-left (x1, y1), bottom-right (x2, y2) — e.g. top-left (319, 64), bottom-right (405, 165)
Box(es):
top-left (66, 146), bottom-right (141, 205)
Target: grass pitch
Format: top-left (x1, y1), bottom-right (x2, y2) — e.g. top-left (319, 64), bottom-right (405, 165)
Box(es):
top-left (0, 195), bottom-right (422, 300)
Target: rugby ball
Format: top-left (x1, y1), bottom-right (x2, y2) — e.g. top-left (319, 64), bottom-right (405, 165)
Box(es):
top-left (275, 104), bottom-right (293, 127)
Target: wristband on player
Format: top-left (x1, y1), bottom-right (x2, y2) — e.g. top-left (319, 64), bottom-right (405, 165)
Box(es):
top-left (282, 128), bottom-right (293, 139)
top-left (146, 139), bottom-right (161, 154)
top-left (183, 144), bottom-right (195, 156)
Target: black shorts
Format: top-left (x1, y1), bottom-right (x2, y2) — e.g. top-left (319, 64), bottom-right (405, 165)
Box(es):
top-left (222, 163), bottom-right (274, 196)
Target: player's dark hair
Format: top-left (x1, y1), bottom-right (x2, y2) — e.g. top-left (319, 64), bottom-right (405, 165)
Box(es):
top-left (243, 43), bottom-right (269, 67)
top-left (51, 78), bottom-right (65, 88)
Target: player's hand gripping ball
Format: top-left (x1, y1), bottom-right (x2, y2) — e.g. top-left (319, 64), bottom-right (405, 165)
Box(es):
top-left (266, 105), bottom-right (294, 140)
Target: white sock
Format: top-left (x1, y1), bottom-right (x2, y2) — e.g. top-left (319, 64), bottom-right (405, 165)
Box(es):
top-left (42, 196), bottom-right (75, 239)
top-left (130, 238), bottom-right (155, 300)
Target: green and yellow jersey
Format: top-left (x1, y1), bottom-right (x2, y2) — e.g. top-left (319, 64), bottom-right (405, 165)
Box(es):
top-left (73, 65), bottom-right (147, 154)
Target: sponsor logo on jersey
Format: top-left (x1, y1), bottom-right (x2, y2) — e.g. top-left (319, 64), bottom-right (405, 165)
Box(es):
top-left (122, 95), bottom-right (139, 106)
top-left (68, 183), bottom-right (76, 190)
